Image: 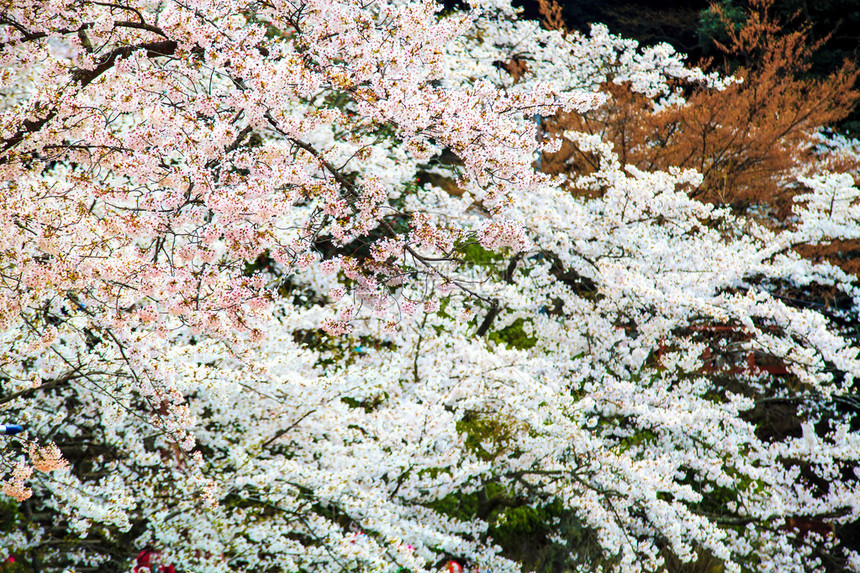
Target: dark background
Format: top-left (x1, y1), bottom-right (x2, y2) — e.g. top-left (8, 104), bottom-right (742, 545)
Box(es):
top-left (513, 0), bottom-right (859, 65)
top-left (464, 0), bottom-right (860, 133)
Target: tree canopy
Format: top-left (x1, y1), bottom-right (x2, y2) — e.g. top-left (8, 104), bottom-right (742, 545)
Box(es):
top-left (1, 0), bottom-right (860, 572)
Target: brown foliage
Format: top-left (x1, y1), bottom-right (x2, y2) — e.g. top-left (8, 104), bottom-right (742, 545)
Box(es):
top-left (536, 0), bottom-right (567, 35)
top-left (538, 0), bottom-right (860, 271)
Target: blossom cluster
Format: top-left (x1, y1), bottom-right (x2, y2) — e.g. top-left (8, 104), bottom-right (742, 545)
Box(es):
top-left (1, 1), bottom-right (859, 572)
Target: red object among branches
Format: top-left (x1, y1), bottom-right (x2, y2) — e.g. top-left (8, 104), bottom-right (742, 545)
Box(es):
top-left (133, 550), bottom-right (176, 573)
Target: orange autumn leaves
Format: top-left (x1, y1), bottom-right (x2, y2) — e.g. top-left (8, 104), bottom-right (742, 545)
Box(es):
top-left (537, 0), bottom-right (860, 269)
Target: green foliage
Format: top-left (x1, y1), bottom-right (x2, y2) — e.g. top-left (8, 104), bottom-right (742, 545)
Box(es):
top-left (447, 415), bottom-right (611, 570)
top-left (0, 558), bottom-right (27, 573)
top-left (456, 241), bottom-right (506, 268)
top-left (0, 499), bottom-right (21, 533)
top-left (340, 393), bottom-right (387, 413)
top-left (456, 412), bottom-right (515, 462)
top-left (429, 484), bottom-right (606, 572)
top-left (488, 317), bottom-right (537, 350)
top-left (698, 0), bottom-right (747, 54)
top-left (615, 427), bottom-right (658, 453)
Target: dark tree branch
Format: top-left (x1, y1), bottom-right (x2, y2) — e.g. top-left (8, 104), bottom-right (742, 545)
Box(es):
top-left (0, 368), bottom-right (107, 406)
top-left (1, 36), bottom-right (176, 162)
top-left (475, 298), bottom-right (500, 337)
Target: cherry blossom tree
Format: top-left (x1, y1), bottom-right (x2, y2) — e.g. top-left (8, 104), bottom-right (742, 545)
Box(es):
top-left (1, 0), bottom-right (859, 572)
